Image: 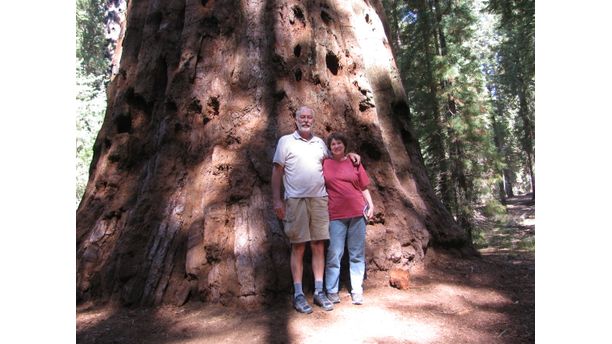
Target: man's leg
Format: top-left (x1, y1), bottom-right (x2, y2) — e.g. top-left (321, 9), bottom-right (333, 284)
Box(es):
top-left (311, 240), bottom-right (325, 283)
top-left (290, 242), bottom-right (313, 313)
top-left (291, 242), bottom-right (306, 292)
top-left (311, 240), bottom-right (333, 310)
top-left (304, 196), bottom-right (332, 310)
top-left (307, 196), bottom-right (331, 290)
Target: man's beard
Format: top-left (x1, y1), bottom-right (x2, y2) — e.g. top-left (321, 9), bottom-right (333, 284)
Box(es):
top-left (297, 124), bottom-right (312, 132)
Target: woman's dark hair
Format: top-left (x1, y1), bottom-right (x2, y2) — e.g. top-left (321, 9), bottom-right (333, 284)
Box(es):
top-left (326, 132), bottom-right (348, 153)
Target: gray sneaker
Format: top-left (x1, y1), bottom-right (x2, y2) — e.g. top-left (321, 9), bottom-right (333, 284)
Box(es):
top-left (293, 294), bottom-right (313, 314)
top-left (313, 292), bottom-right (334, 311)
top-left (351, 293), bottom-right (363, 305)
top-left (326, 292), bottom-right (340, 304)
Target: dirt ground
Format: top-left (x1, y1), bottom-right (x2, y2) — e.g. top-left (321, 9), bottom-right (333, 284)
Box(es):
top-left (77, 195), bottom-right (535, 344)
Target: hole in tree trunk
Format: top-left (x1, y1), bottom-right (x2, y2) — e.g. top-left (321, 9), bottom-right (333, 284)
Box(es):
top-left (359, 99), bottom-right (375, 112)
top-left (294, 44), bottom-right (301, 57)
top-left (115, 114), bottom-right (132, 133)
top-left (326, 51), bottom-right (339, 75)
top-left (273, 90), bottom-right (286, 101)
top-left (321, 10), bottom-right (333, 25)
top-left (188, 98), bottom-right (202, 114)
top-left (294, 69), bottom-right (302, 81)
top-left (207, 97), bottom-right (219, 117)
top-left (291, 6), bottom-right (305, 25)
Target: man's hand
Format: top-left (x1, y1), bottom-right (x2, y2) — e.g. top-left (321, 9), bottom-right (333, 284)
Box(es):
top-left (347, 152), bottom-right (361, 166)
top-left (271, 163), bottom-right (285, 220)
top-left (274, 199), bottom-right (285, 220)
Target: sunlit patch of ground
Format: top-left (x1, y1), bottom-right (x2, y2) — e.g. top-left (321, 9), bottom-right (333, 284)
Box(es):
top-left (289, 302), bottom-right (440, 344)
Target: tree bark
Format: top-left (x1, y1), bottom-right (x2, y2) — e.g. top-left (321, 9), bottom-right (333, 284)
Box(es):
top-left (77, 0), bottom-right (473, 307)
top-left (105, 0), bottom-right (128, 79)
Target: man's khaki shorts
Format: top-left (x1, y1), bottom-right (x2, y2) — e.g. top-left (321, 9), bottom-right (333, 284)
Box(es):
top-left (283, 197), bottom-right (330, 243)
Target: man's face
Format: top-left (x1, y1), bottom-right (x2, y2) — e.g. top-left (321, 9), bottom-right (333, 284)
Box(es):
top-left (295, 110), bottom-right (315, 135)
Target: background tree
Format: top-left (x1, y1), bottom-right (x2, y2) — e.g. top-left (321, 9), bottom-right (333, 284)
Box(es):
top-left (383, 0), bottom-right (503, 239)
top-left (485, 0), bottom-right (535, 200)
top-left (76, 0), bottom-right (473, 307)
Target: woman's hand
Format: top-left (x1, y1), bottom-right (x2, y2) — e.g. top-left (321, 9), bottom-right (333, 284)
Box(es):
top-left (366, 204), bottom-right (374, 219)
top-left (362, 189), bottom-right (374, 220)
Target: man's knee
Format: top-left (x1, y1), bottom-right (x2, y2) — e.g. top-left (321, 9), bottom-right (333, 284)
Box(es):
top-left (310, 240), bottom-right (325, 254)
top-left (292, 242), bottom-right (307, 255)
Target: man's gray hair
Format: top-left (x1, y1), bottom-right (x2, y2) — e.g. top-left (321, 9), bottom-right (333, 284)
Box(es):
top-left (295, 106), bottom-right (314, 118)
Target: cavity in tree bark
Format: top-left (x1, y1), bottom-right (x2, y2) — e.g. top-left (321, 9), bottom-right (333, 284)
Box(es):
top-left (77, 0), bottom-right (473, 307)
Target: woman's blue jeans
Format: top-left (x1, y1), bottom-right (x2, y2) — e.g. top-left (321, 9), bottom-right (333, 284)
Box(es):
top-left (324, 216), bottom-right (366, 294)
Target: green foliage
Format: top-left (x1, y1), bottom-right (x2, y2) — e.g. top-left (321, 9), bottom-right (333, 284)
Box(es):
top-left (76, 62), bottom-right (106, 206)
top-left (471, 228), bottom-right (488, 249)
top-left (517, 236), bottom-right (535, 251)
top-left (76, 0), bottom-right (109, 83)
top-left (76, 0), bottom-right (112, 207)
top-left (482, 198), bottom-right (506, 218)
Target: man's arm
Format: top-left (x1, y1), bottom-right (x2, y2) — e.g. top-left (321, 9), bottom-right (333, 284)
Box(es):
top-left (271, 163), bottom-right (285, 219)
top-left (347, 152), bottom-right (361, 166)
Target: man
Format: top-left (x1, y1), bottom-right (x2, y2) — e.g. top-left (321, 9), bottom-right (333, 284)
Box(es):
top-left (272, 106), bottom-right (358, 313)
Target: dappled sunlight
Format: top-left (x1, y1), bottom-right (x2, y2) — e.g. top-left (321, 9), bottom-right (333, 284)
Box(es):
top-left (76, 305), bottom-right (115, 332)
top-left (431, 283), bottom-right (512, 306)
top-left (384, 280), bottom-right (513, 319)
top-left (522, 217), bottom-right (535, 227)
top-left (287, 305), bottom-right (440, 344)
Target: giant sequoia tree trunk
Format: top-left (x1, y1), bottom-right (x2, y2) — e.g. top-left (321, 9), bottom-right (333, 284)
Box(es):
top-left (77, 0), bottom-right (473, 307)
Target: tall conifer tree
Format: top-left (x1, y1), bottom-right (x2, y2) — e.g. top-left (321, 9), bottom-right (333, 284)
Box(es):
top-left (383, 0), bottom-right (501, 234)
top-left (486, 0), bottom-right (535, 199)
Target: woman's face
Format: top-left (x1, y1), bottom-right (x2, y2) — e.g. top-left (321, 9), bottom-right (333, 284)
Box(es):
top-left (330, 138), bottom-right (346, 158)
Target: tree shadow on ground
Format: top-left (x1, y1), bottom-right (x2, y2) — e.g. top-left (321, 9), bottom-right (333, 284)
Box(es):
top-left (385, 193), bottom-right (535, 343)
top-left (77, 297), bottom-right (293, 344)
top-left (387, 249), bottom-right (534, 343)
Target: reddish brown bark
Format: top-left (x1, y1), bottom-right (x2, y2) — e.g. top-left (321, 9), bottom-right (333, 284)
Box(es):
top-left (77, 0), bottom-right (473, 307)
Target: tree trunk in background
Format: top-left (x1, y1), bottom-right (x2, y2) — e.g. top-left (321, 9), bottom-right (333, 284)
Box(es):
top-left (384, 0), bottom-right (403, 57)
top-left (77, 0), bottom-right (472, 307)
top-left (518, 84), bottom-right (535, 199)
top-left (503, 169), bottom-right (515, 197)
top-left (418, 0), bottom-right (452, 209)
top-left (105, 0), bottom-right (128, 78)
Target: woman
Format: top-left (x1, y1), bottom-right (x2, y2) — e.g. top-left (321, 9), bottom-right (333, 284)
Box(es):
top-left (323, 132), bottom-right (374, 305)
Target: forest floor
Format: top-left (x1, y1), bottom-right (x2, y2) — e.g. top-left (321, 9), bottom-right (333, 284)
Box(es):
top-left (76, 194), bottom-right (535, 344)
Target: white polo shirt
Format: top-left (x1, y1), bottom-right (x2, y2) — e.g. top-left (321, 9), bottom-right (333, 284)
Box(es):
top-left (273, 131), bottom-right (330, 199)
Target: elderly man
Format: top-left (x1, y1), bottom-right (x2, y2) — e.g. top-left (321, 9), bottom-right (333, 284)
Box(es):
top-left (272, 106), bottom-right (359, 313)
